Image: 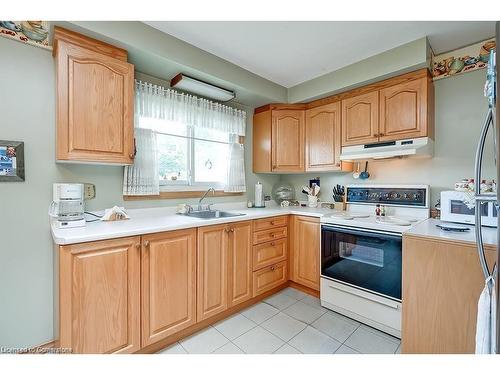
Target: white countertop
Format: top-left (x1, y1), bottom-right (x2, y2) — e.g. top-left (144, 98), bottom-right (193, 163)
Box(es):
top-left (404, 218), bottom-right (498, 247)
top-left (51, 203), bottom-right (335, 245)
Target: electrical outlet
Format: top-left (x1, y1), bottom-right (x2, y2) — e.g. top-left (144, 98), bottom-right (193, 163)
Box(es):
top-left (84, 183), bottom-right (95, 200)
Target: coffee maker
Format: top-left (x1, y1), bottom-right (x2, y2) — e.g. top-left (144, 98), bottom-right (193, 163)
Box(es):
top-left (49, 183), bottom-right (86, 229)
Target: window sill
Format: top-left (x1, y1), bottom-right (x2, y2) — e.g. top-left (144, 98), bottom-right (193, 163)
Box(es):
top-left (123, 190), bottom-right (244, 201)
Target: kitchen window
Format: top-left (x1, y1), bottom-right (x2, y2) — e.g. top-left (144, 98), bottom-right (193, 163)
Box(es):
top-left (123, 80), bottom-right (246, 197)
top-left (141, 118), bottom-right (230, 190)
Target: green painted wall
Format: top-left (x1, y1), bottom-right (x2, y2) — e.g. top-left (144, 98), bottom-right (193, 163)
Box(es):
top-left (288, 38), bottom-right (430, 103)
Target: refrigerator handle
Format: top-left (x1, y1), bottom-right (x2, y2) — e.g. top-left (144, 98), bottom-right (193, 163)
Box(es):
top-left (474, 107), bottom-right (494, 280)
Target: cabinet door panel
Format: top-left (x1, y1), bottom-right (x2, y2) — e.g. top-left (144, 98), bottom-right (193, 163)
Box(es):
top-left (306, 102), bottom-right (341, 171)
top-left (56, 40), bottom-right (134, 164)
top-left (402, 236), bottom-right (496, 353)
top-left (272, 110), bottom-right (305, 172)
top-left (253, 238), bottom-right (287, 271)
top-left (228, 222), bottom-right (253, 307)
top-left (197, 225), bottom-right (228, 321)
top-left (142, 229), bottom-right (196, 346)
top-left (341, 91), bottom-right (379, 146)
top-left (59, 237), bottom-right (140, 353)
top-left (253, 261), bottom-right (288, 297)
top-left (291, 216), bottom-right (320, 290)
top-left (379, 78), bottom-right (427, 141)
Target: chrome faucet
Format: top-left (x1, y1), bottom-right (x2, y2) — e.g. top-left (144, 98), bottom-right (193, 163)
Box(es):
top-left (198, 187), bottom-right (215, 211)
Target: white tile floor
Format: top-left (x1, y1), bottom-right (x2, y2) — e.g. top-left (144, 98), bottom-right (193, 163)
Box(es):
top-left (158, 287), bottom-right (401, 354)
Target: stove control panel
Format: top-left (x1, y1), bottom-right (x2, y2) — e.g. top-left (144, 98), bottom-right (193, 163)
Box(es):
top-left (346, 186), bottom-right (428, 207)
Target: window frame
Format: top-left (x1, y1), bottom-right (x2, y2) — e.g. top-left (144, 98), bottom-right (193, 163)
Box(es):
top-left (157, 126), bottom-right (228, 192)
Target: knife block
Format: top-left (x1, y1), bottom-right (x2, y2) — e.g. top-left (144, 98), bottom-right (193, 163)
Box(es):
top-left (334, 202), bottom-right (347, 211)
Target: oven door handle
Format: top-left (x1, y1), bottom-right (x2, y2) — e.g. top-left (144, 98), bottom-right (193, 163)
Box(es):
top-left (321, 224), bottom-right (402, 239)
top-left (328, 283), bottom-right (400, 310)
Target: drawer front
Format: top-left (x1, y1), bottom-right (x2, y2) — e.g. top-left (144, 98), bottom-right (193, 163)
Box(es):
top-left (253, 226), bottom-right (288, 245)
top-left (253, 215), bottom-right (288, 231)
top-left (253, 239), bottom-right (287, 271)
top-left (252, 261), bottom-right (287, 297)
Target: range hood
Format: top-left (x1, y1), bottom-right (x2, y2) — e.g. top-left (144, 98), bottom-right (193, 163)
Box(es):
top-left (339, 137), bottom-right (434, 161)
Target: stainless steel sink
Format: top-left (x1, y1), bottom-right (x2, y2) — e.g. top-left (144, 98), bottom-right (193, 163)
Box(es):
top-left (181, 210), bottom-right (246, 219)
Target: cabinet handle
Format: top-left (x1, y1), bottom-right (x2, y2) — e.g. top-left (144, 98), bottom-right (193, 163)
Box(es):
top-left (270, 265), bottom-right (276, 271)
top-left (230, 228), bottom-right (234, 232)
top-left (379, 133), bottom-right (385, 136)
top-left (130, 138), bottom-right (137, 159)
top-left (271, 221), bottom-right (275, 225)
top-left (270, 242), bottom-right (275, 246)
top-left (144, 240), bottom-right (150, 247)
top-left (225, 227), bottom-right (230, 233)
top-left (374, 133), bottom-right (379, 137)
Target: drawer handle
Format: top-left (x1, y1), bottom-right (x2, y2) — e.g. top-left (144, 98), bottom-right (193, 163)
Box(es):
top-left (270, 265), bottom-right (276, 271)
top-left (270, 242), bottom-right (275, 246)
top-left (271, 220), bottom-right (275, 225)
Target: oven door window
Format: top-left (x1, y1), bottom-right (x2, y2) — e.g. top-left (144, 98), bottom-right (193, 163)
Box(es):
top-left (321, 226), bottom-right (402, 300)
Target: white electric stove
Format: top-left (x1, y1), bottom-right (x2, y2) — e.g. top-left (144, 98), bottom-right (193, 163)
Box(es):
top-left (320, 184), bottom-right (430, 338)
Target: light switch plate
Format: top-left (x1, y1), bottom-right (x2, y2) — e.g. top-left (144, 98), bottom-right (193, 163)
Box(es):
top-left (84, 183), bottom-right (95, 200)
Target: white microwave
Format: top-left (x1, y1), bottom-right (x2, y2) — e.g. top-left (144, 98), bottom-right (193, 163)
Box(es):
top-left (440, 190), bottom-right (497, 227)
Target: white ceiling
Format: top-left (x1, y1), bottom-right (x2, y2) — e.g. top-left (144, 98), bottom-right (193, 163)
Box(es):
top-left (144, 21), bottom-right (495, 87)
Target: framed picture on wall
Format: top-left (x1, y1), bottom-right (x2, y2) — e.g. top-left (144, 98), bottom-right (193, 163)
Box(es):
top-left (0, 140), bottom-right (25, 182)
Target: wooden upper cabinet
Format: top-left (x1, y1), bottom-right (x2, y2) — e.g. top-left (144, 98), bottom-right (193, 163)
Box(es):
top-left (253, 109), bottom-right (272, 173)
top-left (379, 77), bottom-right (431, 142)
top-left (59, 236), bottom-right (141, 353)
top-left (53, 27), bottom-right (135, 164)
top-left (197, 224), bottom-right (229, 321)
top-left (341, 91), bottom-right (379, 146)
top-left (141, 229), bottom-right (196, 347)
top-left (272, 109), bottom-right (305, 172)
top-left (228, 221), bottom-right (253, 307)
top-left (291, 216), bottom-right (320, 291)
top-left (305, 102), bottom-right (341, 171)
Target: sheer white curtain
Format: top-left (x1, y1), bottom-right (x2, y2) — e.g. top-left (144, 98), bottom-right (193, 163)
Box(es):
top-left (225, 134), bottom-right (246, 192)
top-left (123, 80), bottom-right (247, 195)
top-left (123, 128), bottom-right (159, 195)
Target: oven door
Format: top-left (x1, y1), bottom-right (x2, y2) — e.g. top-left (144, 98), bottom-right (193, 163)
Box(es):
top-left (321, 225), bottom-right (402, 301)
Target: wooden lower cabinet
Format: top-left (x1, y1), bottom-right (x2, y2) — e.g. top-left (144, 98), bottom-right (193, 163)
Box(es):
top-left (141, 229), bottom-right (196, 347)
top-left (197, 221), bottom-right (253, 321)
top-left (253, 261), bottom-right (288, 297)
top-left (197, 224), bottom-right (229, 321)
top-left (291, 215), bottom-right (320, 290)
top-left (228, 221), bottom-right (253, 307)
top-left (59, 236), bottom-right (141, 353)
top-left (402, 235), bottom-right (496, 353)
top-left (253, 238), bottom-right (287, 271)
